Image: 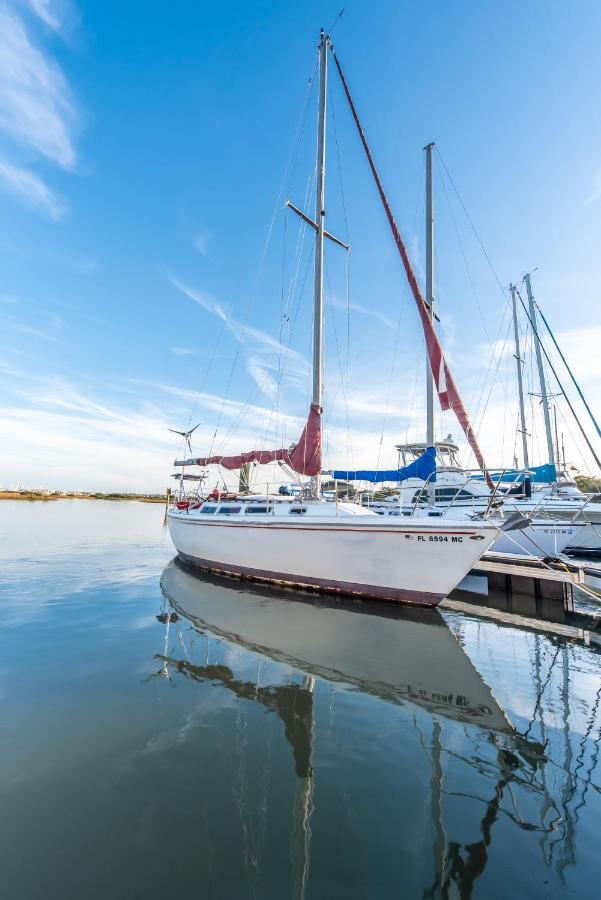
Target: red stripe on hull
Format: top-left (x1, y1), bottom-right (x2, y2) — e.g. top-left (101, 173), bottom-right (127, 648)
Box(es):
top-left (177, 551), bottom-right (444, 608)
top-left (169, 515), bottom-right (477, 537)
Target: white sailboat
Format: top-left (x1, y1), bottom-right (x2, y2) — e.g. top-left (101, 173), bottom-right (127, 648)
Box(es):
top-left (167, 32), bottom-right (501, 607)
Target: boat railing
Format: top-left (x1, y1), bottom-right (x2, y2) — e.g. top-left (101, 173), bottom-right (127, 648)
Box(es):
top-left (439, 470), bottom-right (534, 520)
top-left (409, 473), bottom-right (437, 516)
top-left (567, 491), bottom-right (595, 523)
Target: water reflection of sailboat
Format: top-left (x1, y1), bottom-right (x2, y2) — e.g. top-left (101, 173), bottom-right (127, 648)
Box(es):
top-left (154, 560), bottom-right (601, 897)
top-left (160, 559), bottom-right (512, 735)
top-left (158, 559), bottom-right (518, 895)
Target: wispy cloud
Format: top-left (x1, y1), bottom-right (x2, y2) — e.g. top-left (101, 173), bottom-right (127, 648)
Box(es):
top-left (0, 2), bottom-right (80, 217)
top-left (170, 276), bottom-right (309, 367)
top-left (170, 346), bottom-right (195, 356)
top-left (246, 354), bottom-right (278, 400)
top-left (572, 169), bottom-right (601, 223)
top-left (582, 170), bottom-right (601, 211)
top-left (331, 295), bottom-right (396, 330)
top-left (0, 312), bottom-right (59, 340)
top-left (25, 0), bottom-right (61, 31)
top-left (194, 229), bottom-right (212, 256)
top-left (169, 275), bottom-right (310, 400)
top-left (0, 158), bottom-right (66, 218)
top-left (0, 4), bottom-right (77, 166)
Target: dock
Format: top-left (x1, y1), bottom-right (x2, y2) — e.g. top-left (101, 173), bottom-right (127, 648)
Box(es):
top-left (443, 551), bottom-right (601, 648)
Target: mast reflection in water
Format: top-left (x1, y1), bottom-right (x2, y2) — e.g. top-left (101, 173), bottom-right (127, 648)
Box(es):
top-left (1, 499), bottom-right (600, 899)
top-left (154, 559), bottom-right (601, 899)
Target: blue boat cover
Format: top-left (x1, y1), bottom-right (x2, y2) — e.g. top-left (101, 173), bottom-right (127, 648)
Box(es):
top-left (529, 463), bottom-right (558, 483)
top-left (473, 463), bottom-right (557, 485)
top-left (331, 446), bottom-right (437, 484)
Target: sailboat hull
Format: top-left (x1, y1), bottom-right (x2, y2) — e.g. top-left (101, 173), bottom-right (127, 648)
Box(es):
top-left (167, 512), bottom-right (498, 607)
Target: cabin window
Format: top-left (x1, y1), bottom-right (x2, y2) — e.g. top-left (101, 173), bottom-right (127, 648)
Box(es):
top-left (245, 505), bottom-right (268, 514)
top-left (200, 505), bottom-right (217, 514)
top-left (289, 507), bottom-right (307, 515)
top-left (434, 488), bottom-right (460, 500)
top-left (218, 506), bottom-right (242, 515)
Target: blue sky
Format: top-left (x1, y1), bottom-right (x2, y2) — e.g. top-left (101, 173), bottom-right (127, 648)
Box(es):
top-left (1, 0), bottom-right (600, 491)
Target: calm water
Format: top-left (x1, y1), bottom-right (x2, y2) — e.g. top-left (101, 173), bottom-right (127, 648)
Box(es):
top-left (1, 500), bottom-right (600, 899)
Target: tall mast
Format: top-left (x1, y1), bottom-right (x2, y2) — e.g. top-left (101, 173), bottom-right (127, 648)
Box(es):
top-left (524, 272), bottom-right (555, 468)
top-left (510, 284), bottom-right (530, 470)
top-left (425, 142), bottom-right (435, 449)
top-left (311, 31), bottom-right (329, 498)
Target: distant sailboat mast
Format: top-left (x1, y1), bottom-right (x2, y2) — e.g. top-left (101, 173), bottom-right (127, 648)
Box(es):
top-left (524, 272), bottom-right (555, 469)
top-left (311, 31), bottom-right (329, 500)
top-left (510, 284), bottom-right (530, 470)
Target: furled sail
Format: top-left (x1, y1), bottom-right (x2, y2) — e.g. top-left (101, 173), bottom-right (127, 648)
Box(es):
top-left (331, 446), bottom-right (436, 484)
top-left (332, 48), bottom-right (494, 490)
top-left (174, 403), bottom-right (322, 477)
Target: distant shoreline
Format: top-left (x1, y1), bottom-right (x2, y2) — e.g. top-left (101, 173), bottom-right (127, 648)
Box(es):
top-left (0, 491), bottom-right (166, 503)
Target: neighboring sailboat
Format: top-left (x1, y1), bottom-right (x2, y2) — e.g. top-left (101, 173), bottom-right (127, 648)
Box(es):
top-left (167, 32), bottom-right (500, 607)
top-left (355, 440), bottom-right (583, 558)
top-left (361, 275), bottom-right (600, 557)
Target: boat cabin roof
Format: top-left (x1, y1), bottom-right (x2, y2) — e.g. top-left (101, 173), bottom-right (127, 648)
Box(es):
top-left (172, 497), bottom-right (375, 518)
top-left (395, 441), bottom-right (460, 455)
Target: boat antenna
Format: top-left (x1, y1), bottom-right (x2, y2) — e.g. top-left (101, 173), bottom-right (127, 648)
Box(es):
top-left (327, 8), bottom-right (345, 36)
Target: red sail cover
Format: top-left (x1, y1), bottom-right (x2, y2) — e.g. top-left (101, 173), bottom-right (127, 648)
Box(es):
top-left (193, 403), bottom-right (322, 476)
top-left (332, 49), bottom-right (494, 490)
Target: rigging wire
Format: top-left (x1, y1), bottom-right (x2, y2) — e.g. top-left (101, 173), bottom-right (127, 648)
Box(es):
top-left (435, 154), bottom-right (492, 344)
top-left (435, 147), bottom-right (508, 302)
top-left (432, 146), bottom-right (518, 466)
top-left (400, 156), bottom-right (425, 446)
top-left (375, 297), bottom-right (405, 471)
top-left (256, 244), bottom-right (315, 459)
top-left (201, 63), bottom-right (316, 461)
top-left (329, 80), bottom-right (353, 467)
top-left (515, 285), bottom-right (601, 470)
top-left (324, 257), bottom-right (353, 465)
top-left (470, 316), bottom-right (513, 459)
top-left (211, 235), bottom-right (311, 465)
top-left (535, 302), bottom-right (601, 440)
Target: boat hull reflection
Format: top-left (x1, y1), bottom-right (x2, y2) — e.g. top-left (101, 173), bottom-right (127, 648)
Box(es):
top-left (160, 559), bottom-right (511, 734)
